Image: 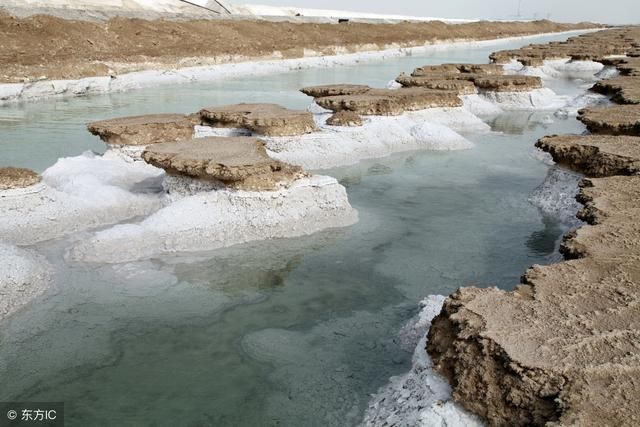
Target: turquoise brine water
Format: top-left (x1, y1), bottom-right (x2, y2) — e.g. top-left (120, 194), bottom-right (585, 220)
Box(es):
top-left (0, 33), bottom-right (587, 426)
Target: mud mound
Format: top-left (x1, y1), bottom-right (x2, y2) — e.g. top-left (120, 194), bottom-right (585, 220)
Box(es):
top-left (0, 167), bottom-right (41, 190)
top-left (142, 136), bottom-right (304, 191)
top-left (199, 103), bottom-right (317, 137)
top-left (87, 114), bottom-right (199, 146)
top-left (536, 134), bottom-right (640, 177)
top-left (578, 104), bottom-right (640, 135)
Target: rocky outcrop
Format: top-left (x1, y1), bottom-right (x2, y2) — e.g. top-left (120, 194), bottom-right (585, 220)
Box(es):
top-left (397, 63), bottom-right (541, 93)
top-left (301, 84), bottom-right (463, 115)
top-left (300, 84), bottom-right (371, 98)
top-left (142, 137), bottom-right (305, 191)
top-left (428, 251), bottom-right (640, 426)
top-left (473, 75), bottom-right (543, 92)
top-left (578, 104), bottom-right (640, 135)
top-left (456, 64), bottom-right (504, 75)
top-left (87, 114), bottom-right (199, 146)
top-left (591, 76), bottom-right (640, 104)
top-left (325, 111), bottom-right (363, 127)
top-left (617, 57), bottom-right (640, 76)
top-left (489, 27), bottom-right (640, 66)
top-left (536, 134), bottom-right (640, 177)
top-left (411, 63), bottom-right (503, 76)
top-left (428, 171), bottom-right (640, 427)
top-left (395, 75), bottom-right (477, 94)
top-left (561, 175), bottom-right (640, 258)
top-left (199, 103), bottom-right (317, 137)
top-left (0, 167), bottom-right (41, 190)
top-left (311, 88), bottom-right (462, 116)
top-left (427, 27), bottom-right (640, 427)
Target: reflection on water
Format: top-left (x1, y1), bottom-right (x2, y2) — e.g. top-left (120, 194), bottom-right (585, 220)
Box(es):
top-left (487, 111), bottom-right (556, 134)
top-left (0, 33), bottom-right (590, 426)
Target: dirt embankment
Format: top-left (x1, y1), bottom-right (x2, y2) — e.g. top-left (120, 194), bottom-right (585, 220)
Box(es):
top-left (0, 13), bottom-right (598, 83)
top-left (427, 27), bottom-right (640, 427)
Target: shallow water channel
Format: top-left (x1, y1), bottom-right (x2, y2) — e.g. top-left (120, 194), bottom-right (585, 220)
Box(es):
top-left (0, 33), bottom-right (588, 426)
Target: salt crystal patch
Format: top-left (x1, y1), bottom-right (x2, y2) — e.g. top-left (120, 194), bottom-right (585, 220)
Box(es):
top-left (361, 295), bottom-right (483, 427)
top-left (69, 175), bottom-right (358, 263)
top-left (480, 88), bottom-right (569, 111)
top-left (264, 109), bottom-right (477, 170)
top-left (0, 242), bottom-right (51, 320)
top-left (528, 166), bottom-right (584, 226)
top-left (1, 152), bottom-right (163, 245)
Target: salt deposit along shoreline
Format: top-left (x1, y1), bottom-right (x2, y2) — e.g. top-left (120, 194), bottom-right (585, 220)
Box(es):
top-left (0, 242), bottom-right (51, 320)
top-left (0, 22), bottom-right (631, 425)
top-left (63, 53), bottom-right (600, 263)
top-left (0, 29), bottom-right (600, 105)
top-left (424, 27), bottom-right (640, 426)
top-left (4, 41), bottom-right (604, 265)
top-left (361, 295), bottom-right (483, 426)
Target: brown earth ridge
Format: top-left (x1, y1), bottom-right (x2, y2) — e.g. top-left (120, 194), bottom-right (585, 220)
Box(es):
top-left (427, 27), bottom-right (640, 426)
top-left (0, 167), bottom-right (41, 190)
top-left (142, 137), bottom-right (305, 191)
top-left (0, 13), bottom-right (599, 84)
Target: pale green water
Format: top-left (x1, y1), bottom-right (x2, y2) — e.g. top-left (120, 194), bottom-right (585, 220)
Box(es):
top-left (0, 33), bottom-right (587, 426)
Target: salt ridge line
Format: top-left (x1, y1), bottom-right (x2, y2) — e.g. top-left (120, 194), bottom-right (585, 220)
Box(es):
top-left (426, 27), bottom-right (640, 426)
top-left (53, 73), bottom-right (574, 260)
top-left (68, 175), bottom-right (358, 264)
top-left (0, 30), bottom-right (599, 105)
top-left (361, 295), bottom-right (483, 427)
top-left (0, 54), bottom-right (605, 249)
top-left (358, 55), bottom-right (608, 427)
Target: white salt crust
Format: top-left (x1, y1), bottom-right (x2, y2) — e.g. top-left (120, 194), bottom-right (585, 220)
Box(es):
top-left (0, 242), bottom-right (51, 320)
top-left (361, 295), bottom-right (483, 427)
top-left (194, 107), bottom-right (482, 170)
top-left (0, 151), bottom-right (164, 245)
top-left (503, 58), bottom-right (605, 81)
top-left (69, 175), bottom-right (358, 263)
top-left (528, 165), bottom-right (584, 226)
